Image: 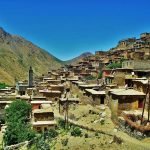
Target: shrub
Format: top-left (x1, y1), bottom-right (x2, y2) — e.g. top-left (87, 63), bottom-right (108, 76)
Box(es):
top-left (100, 119), bottom-right (105, 125)
top-left (98, 71), bottom-right (102, 79)
top-left (0, 82), bottom-right (8, 89)
top-left (95, 132), bottom-right (99, 136)
top-left (58, 119), bottom-right (66, 129)
top-left (84, 133), bottom-right (88, 138)
top-left (107, 62), bottom-right (122, 69)
top-left (47, 129), bottom-right (58, 139)
top-left (71, 127), bottom-right (82, 137)
top-left (35, 136), bottom-right (50, 150)
top-left (85, 75), bottom-right (96, 80)
top-left (61, 138), bottom-right (68, 146)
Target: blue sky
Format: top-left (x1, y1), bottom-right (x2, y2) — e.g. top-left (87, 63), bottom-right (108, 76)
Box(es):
top-left (0, 0), bottom-right (150, 60)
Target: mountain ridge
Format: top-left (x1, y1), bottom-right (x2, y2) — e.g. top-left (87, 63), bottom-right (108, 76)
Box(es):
top-left (0, 27), bottom-right (63, 85)
top-left (64, 52), bottom-right (93, 64)
top-left (0, 27), bottom-right (93, 84)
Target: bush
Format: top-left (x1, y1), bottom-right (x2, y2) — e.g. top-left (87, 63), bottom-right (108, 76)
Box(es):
top-left (0, 113), bottom-right (5, 124)
top-left (100, 119), bottom-right (105, 125)
top-left (61, 138), bottom-right (68, 146)
top-left (85, 75), bottom-right (96, 80)
top-left (71, 127), bottom-right (82, 137)
top-left (84, 133), bottom-right (88, 138)
top-left (47, 129), bottom-right (58, 139)
top-left (58, 119), bottom-right (66, 129)
top-left (35, 136), bottom-right (50, 150)
top-left (107, 62), bottom-right (122, 69)
top-left (95, 132), bottom-right (99, 136)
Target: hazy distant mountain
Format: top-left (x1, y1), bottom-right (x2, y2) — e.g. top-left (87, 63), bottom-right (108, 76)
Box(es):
top-left (65, 52), bottom-right (93, 64)
top-left (0, 27), bottom-right (62, 85)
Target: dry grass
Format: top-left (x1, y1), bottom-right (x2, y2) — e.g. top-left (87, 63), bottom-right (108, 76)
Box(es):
top-left (52, 84), bottom-right (150, 150)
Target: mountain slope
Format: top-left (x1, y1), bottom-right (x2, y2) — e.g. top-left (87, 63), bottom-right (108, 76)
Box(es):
top-left (0, 27), bottom-right (62, 85)
top-left (65, 52), bottom-right (93, 64)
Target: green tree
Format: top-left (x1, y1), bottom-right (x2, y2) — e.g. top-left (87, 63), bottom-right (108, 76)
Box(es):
top-left (98, 71), bottom-right (102, 79)
top-left (0, 82), bottom-right (8, 89)
top-left (107, 62), bottom-right (122, 69)
top-left (4, 100), bottom-right (35, 146)
top-left (85, 75), bottom-right (96, 80)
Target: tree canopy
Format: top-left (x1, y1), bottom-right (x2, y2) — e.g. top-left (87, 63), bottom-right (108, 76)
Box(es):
top-left (4, 100), bottom-right (35, 146)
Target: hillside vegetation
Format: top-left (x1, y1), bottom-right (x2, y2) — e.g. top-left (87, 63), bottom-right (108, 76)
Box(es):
top-left (0, 27), bottom-right (62, 85)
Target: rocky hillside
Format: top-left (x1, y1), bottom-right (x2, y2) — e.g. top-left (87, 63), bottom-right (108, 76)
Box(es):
top-left (0, 27), bottom-right (62, 85)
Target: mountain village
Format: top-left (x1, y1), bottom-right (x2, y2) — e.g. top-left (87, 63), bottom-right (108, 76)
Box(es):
top-left (0, 32), bottom-right (150, 149)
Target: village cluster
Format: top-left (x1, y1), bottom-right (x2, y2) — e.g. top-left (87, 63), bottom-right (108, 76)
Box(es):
top-left (0, 32), bottom-right (150, 147)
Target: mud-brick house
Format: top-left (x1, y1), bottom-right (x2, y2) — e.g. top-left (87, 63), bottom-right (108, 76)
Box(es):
top-left (109, 88), bottom-right (145, 115)
top-left (31, 101), bottom-right (52, 110)
top-left (48, 71), bottom-right (59, 80)
top-left (49, 84), bottom-right (64, 93)
top-left (102, 68), bottom-right (132, 87)
top-left (132, 50), bottom-right (145, 60)
top-left (39, 89), bottom-right (61, 100)
top-left (124, 49), bottom-right (136, 60)
top-left (32, 108), bottom-right (56, 133)
top-left (134, 70), bottom-right (150, 79)
top-left (105, 74), bottom-right (114, 85)
top-left (85, 68), bottom-right (98, 77)
top-left (121, 60), bottom-right (150, 87)
top-left (122, 60), bottom-right (150, 71)
top-left (85, 89), bottom-right (106, 105)
top-left (95, 51), bottom-right (106, 57)
top-left (132, 79), bottom-right (148, 94)
top-left (101, 58), bottom-right (112, 66)
top-left (140, 32), bottom-right (150, 41)
top-left (102, 69), bottom-right (115, 85)
top-left (16, 81), bottom-right (28, 96)
top-left (122, 60), bottom-right (150, 78)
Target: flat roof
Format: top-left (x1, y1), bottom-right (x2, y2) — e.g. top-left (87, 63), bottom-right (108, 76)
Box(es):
top-left (41, 104), bottom-right (51, 109)
top-left (31, 101), bottom-right (52, 104)
top-left (67, 78), bottom-right (79, 81)
top-left (72, 81), bottom-right (86, 85)
top-left (133, 79), bottom-right (148, 84)
top-left (79, 84), bottom-right (101, 88)
top-left (109, 88), bottom-right (145, 96)
top-left (32, 120), bottom-right (56, 126)
top-left (106, 84), bottom-right (117, 87)
top-left (32, 96), bottom-right (47, 100)
top-left (105, 75), bottom-right (114, 78)
top-left (0, 101), bottom-right (12, 104)
top-left (39, 90), bottom-right (61, 93)
top-left (33, 108), bottom-right (53, 113)
top-left (60, 98), bottom-right (80, 102)
top-left (43, 78), bottom-right (54, 80)
top-left (133, 70), bottom-right (150, 72)
top-left (50, 84), bottom-right (64, 87)
top-left (46, 80), bottom-right (61, 82)
top-left (16, 95), bottom-right (30, 99)
top-left (0, 89), bottom-right (11, 91)
top-left (85, 89), bottom-right (106, 95)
